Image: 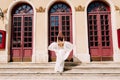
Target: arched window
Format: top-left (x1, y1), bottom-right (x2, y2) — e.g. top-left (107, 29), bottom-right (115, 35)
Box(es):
top-left (50, 3), bottom-right (71, 13)
top-left (87, 2), bottom-right (110, 12)
top-left (12, 4), bottom-right (33, 14)
top-left (48, 2), bottom-right (72, 61)
top-left (10, 3), bottom-right (33, 62)
top-left (87, 1), bottom-right (113, 61)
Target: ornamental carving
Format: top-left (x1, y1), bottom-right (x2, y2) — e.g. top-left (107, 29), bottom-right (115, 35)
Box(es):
top-left (56, 0), bottom-right (65, 1)
top-left (36, 7), bottom-right (45, 12)
top-left (115, 5), bottom-right (120, 11)
top-left (75, 5), bottom-right (85, 11)
top-left (3, 8), bottom-right (8, 14)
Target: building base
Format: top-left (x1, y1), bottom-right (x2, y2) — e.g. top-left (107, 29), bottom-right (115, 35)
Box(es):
top-left (73, 53), bottom-right (90, 63)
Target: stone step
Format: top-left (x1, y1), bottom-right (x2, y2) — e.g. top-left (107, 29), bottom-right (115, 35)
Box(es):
top-left (1, 62), bottom-right (120, 80)
top-left (0, 62), bottom-right (120, 74)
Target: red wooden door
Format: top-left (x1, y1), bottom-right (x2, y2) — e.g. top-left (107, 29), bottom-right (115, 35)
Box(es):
top-left (88, 2), bottom-right (113, 61)
top-left (10, 4), bottom-right (33, 62)
top-left (11, 15), bottom-right (33, 62)
top-left (49, 3), bottom-right (72, 61)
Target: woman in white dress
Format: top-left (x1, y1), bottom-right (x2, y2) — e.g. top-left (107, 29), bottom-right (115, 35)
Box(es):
top-left (48, 32), bottom-right (73, 72)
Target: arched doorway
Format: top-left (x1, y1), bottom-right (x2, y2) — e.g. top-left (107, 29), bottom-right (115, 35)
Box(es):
top-left (48, 2), bottom-right (72, 61)
top-left (10, 3), bottom-right (33, 62)
top-left (87, 1), bottom-right (113, 61)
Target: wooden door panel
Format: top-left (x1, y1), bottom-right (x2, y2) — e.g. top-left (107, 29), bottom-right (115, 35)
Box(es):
top-left (49, 15), bottom-right (72, 61)
top-left (90, 48), bottom-right (101, 56)
top-left (49, 3), bottom-right (72, 62)
top-left (11, 16), bottom-right (22, 62)
top-left (102, 49), bottom-right (112, 56)
top-left (23, 16), bottom-right (33, 61)
top-left (23, 49), bottom-right (32, 61)
top-left (23, 49), bottom-right (32, 57)
top-left (11, 49), bottom-right (22, 62)
top-left (11, 15), bottom-right (33, 62)
top-left (88, 12), bottom-right (113, 61)
top-left (12, 49), bottom-right (21, 57)
top-left (49, 15), bottom-right (59, 61)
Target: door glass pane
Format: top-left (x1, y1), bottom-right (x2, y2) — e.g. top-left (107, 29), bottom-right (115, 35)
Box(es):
top-left (90, 42), bottom-right (94, 46)
top-left (67, 26), bottom-right (70, 30)
top-left (106, 36), bottom-right (109, 41)
top-left (62, 26), bottom-right (65, 30)
top-left (66, 21), bottom-right (70, 25)
top-left (90, 26), bottom-right (92, 30)
top-left (94, 31), bottom-right (97, 35)
top-left (106, 42), bottom-right (110, 46)
top-left (62, 16), bottom-right (65, 20)
top-left (95, 36), bottom-right (98, 41)
top-left (100, 15), bottom-right (103, 19)
top-left (66, 16), bottom-right (69, 20)
top-left (29, 22), bottom-right (32, 26)
top-left (105, 20), bottom-right (108, 24)
top-left (12, 17), bottom-right (22, 48)
top-left (90, 31), bottom-right (93, 35)
top-left (95, 42), bottom-right (98, 46)
top-left (101, 26), bottom-right (104, 30)
top-left (106, 31), bottom-right (109, 35)
top-left (90, 36), bottom-right (93, 40)
top-left (94, 20), bottom-right (97, 24)
top-left (23, 16), bottom-right (32, 48)
top-left (101, 20), bottom-right (104, 24)
top-left (28, 43), bottom-right (32, 47)
top-left (93, 15), bottom-right (96, 19)
top-left (94, 26), bottom-right (97, 30)
top-left (62, 21), bottom-right (65, 25)
top-left (50, 16), bottom-right (59, 42)
top-left (102, 36), bottom-right (105, 41)
top-left (89, 15), bottom-right (92, 19)
top-left (51, 16), bottom-right (55, 21)
top-left (18, 22), bottom-right (21, 26)
top-left (102, 42), bottom-right (105, 46)
top-left (106, 25), bottom-right (109, 30)
top-left (51, 32), bottom-right (54, 36)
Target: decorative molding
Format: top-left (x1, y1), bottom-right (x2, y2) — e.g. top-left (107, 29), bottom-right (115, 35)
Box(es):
top-left (36, 7), bottom-right (45, 13)
top-left (3, 8), bottom-right (8, 14)
top-left (115, 5), bottom-right (120, 11)
top-left (75, 5), bottom-right (85, 12)
top-left (56, 0), bottom-right (66, 3)
top-left (56, 0), bottom-right (65, 1)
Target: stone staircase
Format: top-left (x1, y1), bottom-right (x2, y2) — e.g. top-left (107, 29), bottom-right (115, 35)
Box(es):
top-left (0, 62), bottom-right (120, 80)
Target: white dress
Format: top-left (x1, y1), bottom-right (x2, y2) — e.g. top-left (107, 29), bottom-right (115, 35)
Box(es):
top-left (48, 41), bottom-right (73, 72)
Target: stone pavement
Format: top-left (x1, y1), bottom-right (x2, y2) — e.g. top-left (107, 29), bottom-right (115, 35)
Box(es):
top-left (0, 62), bottom-right (120, 80)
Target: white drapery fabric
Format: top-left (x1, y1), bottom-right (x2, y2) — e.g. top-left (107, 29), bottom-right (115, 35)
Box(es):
top-left (48, 41), bottom-right (73, 72)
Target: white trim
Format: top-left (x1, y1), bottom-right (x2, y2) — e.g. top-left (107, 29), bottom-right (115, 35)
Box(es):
top-left (45, 0), bottom-right (76, 62)
top-left (7, 0), bottom-right (36, 62)
top-left (85, 0), bottom-right (118, 62)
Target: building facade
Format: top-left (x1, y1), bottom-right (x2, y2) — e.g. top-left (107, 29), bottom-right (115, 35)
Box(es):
top-left (0, 0), bottom-right (120, 63)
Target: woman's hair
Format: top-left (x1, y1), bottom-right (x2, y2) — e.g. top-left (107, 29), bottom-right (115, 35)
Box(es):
top-left (58, 36), bottom-right (64, 41)
top-left (57, 31), bottom-right (64, 41)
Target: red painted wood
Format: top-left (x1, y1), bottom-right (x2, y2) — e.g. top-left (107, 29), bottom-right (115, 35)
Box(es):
top-left (10, 4), bottom-right (33, 62)
top-left (0, 30), bottom-right (6, 49)
top-left (88, 2), bottom-right (113, 61)
top-left (49, 3), bottom-right (72, 61)
top-left (11, 15), bottom-right (33, 62)
top-left (117, 29), bottom-right (120, 48)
